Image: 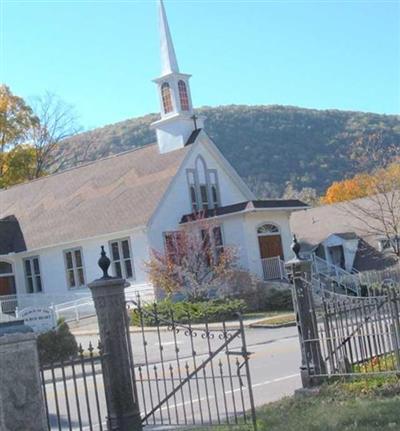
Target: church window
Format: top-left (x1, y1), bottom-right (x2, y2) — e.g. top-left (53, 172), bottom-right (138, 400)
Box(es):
top-left (186, 159), bottom-right (221, 212)
top-left (257, 224), bottom-right (280, 235)
top-left (201, 225), bottom-right (224, 266)
top-left (23, 256), bottom-right (42, 293)
top-left (178, 80), bottom-right (189, 111)
top-left (64, 248), bottom-right (85, 289)
top-left (196, 157), bottom-right (207, 184)
top-left (0, 260), bottom-right (16, 296)
top-left (161, 82), bottom-right (173, 114)
top-left (164, 231), bottom-right (183, 264)
top-left (212, 226), bottom-right (224, 262)
top-left (209, 171), bottom-right (220, 208)
top-left (190, 185), bottom-right (198, 211)
top-left (211, 185), bottom-right (219, 208)
top-left (200, 185), bottom-right (209, 210)
top-left (109, 239), bottom-right (135, 280)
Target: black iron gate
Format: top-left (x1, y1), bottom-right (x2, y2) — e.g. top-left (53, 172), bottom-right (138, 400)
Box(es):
top-left (126, 296), bottom-right (257, 430)
top-left (40, 297), bottom-right (257, 430)
top-left (40, 342), bottom-right (108, 431)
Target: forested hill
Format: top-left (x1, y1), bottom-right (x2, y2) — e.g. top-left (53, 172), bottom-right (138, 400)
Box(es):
top-left (57, 105), bottom-right (400, 198)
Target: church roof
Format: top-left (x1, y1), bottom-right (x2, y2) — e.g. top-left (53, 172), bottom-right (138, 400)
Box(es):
top-left (0, 144), bottom-right (189, 252)
top-left (290, 195), bottom-right (399, 271)
top-left (0, 215), bottom-right (26, 254)
top-left (180, 199), bottom-right (308, 223)
top-left (290, 197), bottom-right (391, 249)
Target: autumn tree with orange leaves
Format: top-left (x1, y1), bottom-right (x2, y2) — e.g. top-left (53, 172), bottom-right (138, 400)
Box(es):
top-left (321, 164), bottom-right (400, 204)
top-left (322, 163), bottom-right (400, 259)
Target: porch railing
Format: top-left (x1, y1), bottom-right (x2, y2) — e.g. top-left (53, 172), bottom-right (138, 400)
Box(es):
top-left (261, 256), bottom-right (287, 281)
top-left (311, 254), bottom-right (361, 296)
top-left (0, 283), bottom-right (155, 322)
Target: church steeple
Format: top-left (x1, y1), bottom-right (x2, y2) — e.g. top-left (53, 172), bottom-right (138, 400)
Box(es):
top-left (159, 0), bottom-right (179, 76)
top-left (151, 0), bottom-right (204, 154)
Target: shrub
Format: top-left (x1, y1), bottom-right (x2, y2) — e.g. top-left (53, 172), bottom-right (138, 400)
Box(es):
top-left (130, 298), bottom-right (246, 327)
top-left (262, 287), bottom-right (294, 311)
top-left (37, 319), bottom-right (78, 365)
top-left (222, 270), bottom-right (294, 312)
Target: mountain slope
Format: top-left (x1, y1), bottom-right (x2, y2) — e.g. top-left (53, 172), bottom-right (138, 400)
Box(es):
top-left (57, 105), bottom-right (400, 197)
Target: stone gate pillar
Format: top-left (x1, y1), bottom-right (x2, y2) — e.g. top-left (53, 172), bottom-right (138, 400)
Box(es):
top-left (285, 236), bottom-right (326, 388)
top-left (0, 329), bottom-right (47, 431)
top-left (88, 246), bottom-right (142, 431)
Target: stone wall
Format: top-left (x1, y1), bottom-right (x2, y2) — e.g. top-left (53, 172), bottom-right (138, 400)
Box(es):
top-left (0, 333), bottom-right (47, 431)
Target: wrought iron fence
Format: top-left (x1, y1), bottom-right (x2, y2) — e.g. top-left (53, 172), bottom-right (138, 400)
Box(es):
top-left (359, 267), bottom-right (400, 288)
top-left (126, 297), bottom-right (258, 430)
top-left (299, 277), bottom-right (400, 378)
top-left (40, 343), bottom-right (108, 431)
top-left (41, 297), bottom-right (257, 430)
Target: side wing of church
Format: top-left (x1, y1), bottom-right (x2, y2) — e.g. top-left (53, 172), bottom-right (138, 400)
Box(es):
top-left (0, 0), bottom-right (307, 311)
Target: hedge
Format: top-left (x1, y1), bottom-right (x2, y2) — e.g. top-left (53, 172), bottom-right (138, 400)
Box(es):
top-left (130, 298), bottom-right (246, 327)
top-left (37, 319), bottom-right (78, 365)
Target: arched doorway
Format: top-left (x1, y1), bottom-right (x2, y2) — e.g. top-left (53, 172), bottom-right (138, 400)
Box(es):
top-left (0, 260), bottom-right (16, 296)
top-left (257, 223), bottom-right (284, 280)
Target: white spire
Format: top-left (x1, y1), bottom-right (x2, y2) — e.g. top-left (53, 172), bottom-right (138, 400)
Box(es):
top-left (158, 0), bottom-right (179, 76)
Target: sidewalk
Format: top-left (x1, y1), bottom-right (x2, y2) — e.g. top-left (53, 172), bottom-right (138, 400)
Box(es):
top-left (69, 314), bottom-right (278, 336)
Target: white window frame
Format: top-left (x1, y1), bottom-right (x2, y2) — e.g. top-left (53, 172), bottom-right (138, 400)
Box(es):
top-left (257, 223), bottom-right (280, 236)
top-left (0, 260), bottom-right (14, 277)
top-left (108, 238), bottom-right (136, 280)
top-left (163, 231), bottom-right (183, 264)
top-left (186, 159), bottom-right (221, 212)
top-left (63, 247), bottom-right (86, 289)
top-left (200, 225), bottom-right (225, 264)
top-left (23, 256), bottom-right (43, 294)
top-left (378, 238), bottom-right (394, 252)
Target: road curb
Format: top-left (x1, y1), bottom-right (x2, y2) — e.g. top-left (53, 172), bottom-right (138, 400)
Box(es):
top-left (250, 321), bottom-right (296, 329)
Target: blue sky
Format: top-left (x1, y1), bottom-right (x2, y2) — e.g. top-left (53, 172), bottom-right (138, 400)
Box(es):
top-left (1, 0), bottom-right (399, 131)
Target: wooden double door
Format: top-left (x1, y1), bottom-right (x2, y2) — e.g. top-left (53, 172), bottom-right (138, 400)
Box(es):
top-left (258, 234), bottom-right (284, 259)
top-left (0, 276), bottom-right (16, 296)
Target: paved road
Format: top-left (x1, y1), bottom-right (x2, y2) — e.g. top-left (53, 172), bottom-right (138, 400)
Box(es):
top-left (44, 326), bottom-right (301, 430)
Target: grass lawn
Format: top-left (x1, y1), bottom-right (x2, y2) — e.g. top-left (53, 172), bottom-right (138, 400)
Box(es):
top-left (353, 353), bottom-right (399, 373)
top-left (242, 311), bottom-right (293, 321)
top-left (252, 313), bottom-right (295, 326)
top-left (191, 376), bottom-right (400, 431)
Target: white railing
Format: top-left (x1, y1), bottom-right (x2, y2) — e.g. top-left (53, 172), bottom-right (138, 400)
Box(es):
top-left (261, 256), bottom-right (287, 281)
top-left (312, 254), bottom-right (360, 295)
top-left (359, 266), bottom-right (400, 287)
top-left (51, 296), bottom-right (95, 323)
top-left (0, 292), bottom-right (92, 314)
top-left (0, 311), bottom-right (18, 323)
top-left (125, 283), bottom-right (155, 303)
top-left (0, 294), bottom-right (19, 314)
top-left (1, 283), bottom-right (156, 323)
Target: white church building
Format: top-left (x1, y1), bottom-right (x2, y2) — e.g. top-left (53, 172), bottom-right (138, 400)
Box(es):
top-left (0, 0), bottom-right (307, 311)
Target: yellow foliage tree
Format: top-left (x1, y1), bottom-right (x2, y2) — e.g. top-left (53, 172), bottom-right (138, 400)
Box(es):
top-left (0, 145), bottom-right (39, 188)
top-left (321, 163), bottom-right (400, 204)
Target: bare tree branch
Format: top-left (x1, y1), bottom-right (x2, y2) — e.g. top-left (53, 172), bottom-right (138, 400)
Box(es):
top-left (28, 92), bottom-right (81, 177)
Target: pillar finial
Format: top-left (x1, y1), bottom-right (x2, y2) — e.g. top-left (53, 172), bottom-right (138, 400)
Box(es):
top-left (98, 245), bottom-right (111, 279)
top-left (291, 234), bottom-right (301, 260)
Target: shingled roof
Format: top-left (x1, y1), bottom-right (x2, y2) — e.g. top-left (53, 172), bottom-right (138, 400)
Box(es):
top-left (290, 195), bottom-right (399, 271)
top-left (0, 144), bottom-right (189, 252)
top-left (0, 215), bottom-right (26, 254)
top-left (180, 199), bottom-right (308, 223)
top-left (290, 197), bottom-right (391, 250)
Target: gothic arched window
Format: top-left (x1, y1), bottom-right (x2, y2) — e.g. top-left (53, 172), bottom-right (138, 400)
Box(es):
top-left (178, 80), bottom-right (189, 111)
top-left (161, 82), bottom-right (173, 114)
